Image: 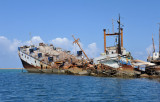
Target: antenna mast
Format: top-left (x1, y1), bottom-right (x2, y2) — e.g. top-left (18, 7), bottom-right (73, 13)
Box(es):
top-left (103, 14), bottom-right (123, 54)
top-left (112, 18), bottom-right (114, 33)
top-left (29, 32), bottom-right (32, 45)
top-left (152, 34), bottom-right (155, 53)
top-left (117, 14), bottom-right (122, 54)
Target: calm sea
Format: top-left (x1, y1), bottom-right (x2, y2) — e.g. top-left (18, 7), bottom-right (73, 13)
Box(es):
top-left (0, 69), bottom-right (160, 102)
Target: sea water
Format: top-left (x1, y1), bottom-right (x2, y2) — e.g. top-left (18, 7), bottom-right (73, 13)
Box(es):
top-left (0, 69), bottom-right (160, 102)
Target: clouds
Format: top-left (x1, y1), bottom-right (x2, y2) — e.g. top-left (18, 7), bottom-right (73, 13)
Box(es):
top-left (25, 36), bottom-right (44, 45)
top-left (85, 43), bottom-right (100, 58)
top-left (0, 36), bottom-right (10, 55)
top-left (50, 37), bottom-right (101, 58)
top-left (132, 44), bottom-right (158, 61)
top-left (50, 38), bottom-right (73, 51)
top-left (9, 39), bottom-right (21, 52)
top-left (146, 44), bottom-right (159, 55)
top-left (0, 36), bottom-right (21, 54)
top-left (146, 44), bottom-right (153, 55)
top-left (132, 51), bottom-right (146, 61)
top-left (0, 36), bottom-right (44, 68)
top-left (0, 36), bottom-right (8, 41)
top-left (31, 36), bottom-right (44, 44)
top-left (0, 36), bottom-right (21, 68)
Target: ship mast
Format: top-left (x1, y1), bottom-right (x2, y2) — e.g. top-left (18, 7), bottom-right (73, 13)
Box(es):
top-left (159, 23), bottom-right (160, 57)
top-left (29, 32), bottom-right (32, 45)
top-left (112, 18), bottom-right (114, 33)
top-left (103, 14), bottom-right (123, 55)
top-left (152, 34), bottom-right (155, 53)
top-left (117, 14), bottom-right (122, 54)
top-left (72, 35), bottom-right (90, 61)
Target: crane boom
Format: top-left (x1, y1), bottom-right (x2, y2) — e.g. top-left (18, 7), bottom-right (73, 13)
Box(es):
top-left (72, 35), bottom-right (90, 61)
top-left (152, 34), bottom-right (155, 53)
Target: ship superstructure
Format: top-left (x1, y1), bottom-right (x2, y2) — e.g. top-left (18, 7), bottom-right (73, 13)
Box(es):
top-left (146, 24), bottom-right (160, 75)
top-left (147, 24), bottom-right (160, 64)
top-left (94, 15), bottom-right (133, 70)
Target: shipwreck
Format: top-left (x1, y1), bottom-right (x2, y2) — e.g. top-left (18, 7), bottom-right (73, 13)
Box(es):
top-left (18, 15), bottom-right (158, 78)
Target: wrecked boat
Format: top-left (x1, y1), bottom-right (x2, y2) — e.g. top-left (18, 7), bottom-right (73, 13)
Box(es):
top-left (18, 35), bottom-right (91, 74)
top-left (146, 24), bottom-right (160, 75)
top-left (18, 41), bottom-right (91, 74)
top-left (18, 15), bottom-right (151, 78)
top-left (92, 15), bottom-right (141, 77)
top-left (18, 43), bottom-right (75, 73)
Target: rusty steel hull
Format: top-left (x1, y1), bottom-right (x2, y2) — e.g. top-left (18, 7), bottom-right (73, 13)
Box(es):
top-left (120, 64), bottom-right (134, 71)
top-left (20, 58), bottom-right (65, 74)
top-left (146, 65), bottom-right (160, 75)
top-left (20, 59), bottom-right (43, 73)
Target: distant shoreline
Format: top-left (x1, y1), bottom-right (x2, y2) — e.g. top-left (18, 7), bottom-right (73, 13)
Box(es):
top-left (0, 68), bottom-right (23, 69)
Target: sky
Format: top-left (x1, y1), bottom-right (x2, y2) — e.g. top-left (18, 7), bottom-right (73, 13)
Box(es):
top-left (0, 0), bottom-right (160, 68)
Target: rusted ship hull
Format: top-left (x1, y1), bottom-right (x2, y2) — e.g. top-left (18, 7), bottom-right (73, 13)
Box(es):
top-left (21, 59), bottom-right (43, 73)
top-left (145, 65), bottom-right (160, 75)
top-left (21, 58), bottom-right (65, 74)
top-left (20, 55), bottom-right (141, 78)
top-left (119, 64), bottom-right (134, 71)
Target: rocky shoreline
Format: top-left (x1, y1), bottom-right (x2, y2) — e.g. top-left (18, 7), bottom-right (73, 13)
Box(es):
top-left (35, 64), bottom-right (160, 79)
top-left (1, 67), bottom-right (159, 79)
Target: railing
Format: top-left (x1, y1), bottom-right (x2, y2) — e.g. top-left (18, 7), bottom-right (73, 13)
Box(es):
top-left (20, 50), bottom-right (49, 66)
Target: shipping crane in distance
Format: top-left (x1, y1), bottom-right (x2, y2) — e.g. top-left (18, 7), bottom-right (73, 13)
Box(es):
top-left (112, 18), bottom-right (114, 34)
top-left (72, 35), bottom-right (90, 61)
top-left (152, 34), bottom-right (155, 53)
top-left (29, 32), bottom-right (32, 45)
